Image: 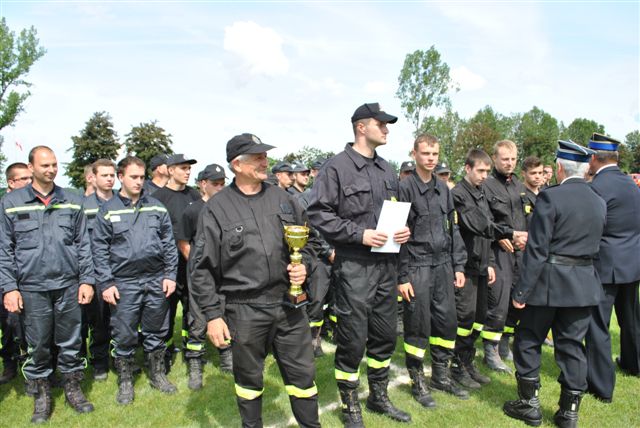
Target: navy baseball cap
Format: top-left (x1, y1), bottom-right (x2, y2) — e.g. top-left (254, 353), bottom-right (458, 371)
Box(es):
top-left (400, 161), bottom-right (415, 173)
top-left (149, 154), bottom-right (168, 171)
top-left (197, 164), bottom-right (226, 181)
top-left (351, 103), bottom-right (398, 124)
top-left (226, 133), bottom-right (275, 162)
top-left (166, 154), bottom-right (197, 167)
top-left (271, 162), bottom-right (293, 174)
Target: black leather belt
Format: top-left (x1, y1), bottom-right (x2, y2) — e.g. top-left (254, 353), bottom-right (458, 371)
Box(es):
top-left (547, 254), bottom-right (592, 266)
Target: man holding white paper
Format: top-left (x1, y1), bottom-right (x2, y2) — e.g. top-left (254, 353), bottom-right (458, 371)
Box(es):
top-left (397, 134), bottom-right (468, 407)
top-left (308, 102), bottom-right (411, 427)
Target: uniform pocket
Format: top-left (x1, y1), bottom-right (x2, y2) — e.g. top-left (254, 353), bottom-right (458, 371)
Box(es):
top-left (342, 181), bottom-right (371, 216)
top-left (223, 222), bottom-right (245, 252)
top-left (57, 213), bottom-right (74, 245)
top-left (14, 220), bottom-right (39, 250)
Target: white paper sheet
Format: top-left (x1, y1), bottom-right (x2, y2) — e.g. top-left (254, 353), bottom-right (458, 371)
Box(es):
top-left (371, 200), bottom-right (411, 253)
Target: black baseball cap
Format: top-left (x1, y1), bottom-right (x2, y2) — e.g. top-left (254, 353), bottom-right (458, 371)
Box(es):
top-left (291, 161), bottom-right (310, 173)
top-left (226, 133), bottom-right (275, 162)
top-left (351, 102), bottom-right (398, 124)
top-left (435, 162), bottom-right (451, 174)
top-left (271, 162), bottom-right (293, 174)
top-left (197, 164), bottom-right (226, 181)
top-left (149, 154), bottom-right (168, 171)
top-left (400, 161), bottom-right (415, 173)
top-left (311, 158), bottom-right (326, 170)
top-left (166, 154), bottom-right (197, 167)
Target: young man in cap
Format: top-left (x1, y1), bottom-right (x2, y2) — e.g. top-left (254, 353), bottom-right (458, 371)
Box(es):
top-left (271, 162), bottom-right (294, 190)
top-left (176, 163), bottom-right (231, 389)
top-left (482, 140), bottom-right (529, 373)
top-left (92, 156), bottom-right (178, 404)
top-left (399, 161), bottom-right (415, 181)
top-left (143, 154), bottom-right (169, 195)
top-left (82, 159), bottom-right (117, 381)
top-left (585, 133), bottom-right (640, 403)
top-left (503, 140), bottom-right (606, 427)
top-left (191, 133), bottom-right (320, 427)
top-left (153, 154), bottom-right (200, 372)
top-left (435, 162), bottom-right (455, 189)
top-left (0, 146), bottom-right (96, 422)
top-left (397, 134), bottom-right (469, 406)
top-left (288, 161), bottom-right (310, 194)
top-left (308, 103), bottom-right (412, 426)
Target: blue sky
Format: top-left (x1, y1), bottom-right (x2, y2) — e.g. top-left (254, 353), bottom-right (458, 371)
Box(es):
top-left (1, 1), bottom-right (638, 186)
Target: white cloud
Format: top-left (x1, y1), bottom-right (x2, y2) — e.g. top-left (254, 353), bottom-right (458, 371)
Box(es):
top-left (223, 21), bottom-right (289, 77)
top-left (450, 66), bottom-right (486, 91)
top-left (364, 81), bottom-right (392, 95)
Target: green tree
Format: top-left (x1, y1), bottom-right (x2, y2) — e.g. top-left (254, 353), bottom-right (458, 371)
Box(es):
top-left (624, 130), bottom-right (640, 172)
top-left (66, 112), bottom-right (120, 189)
top-left (281, 146), bottom-right (335, 167)
top-left (124, 121), bottom-right (174, 177)
top-left (560, 118), bottom-right (605, 146)
top-left (454, 106), bottom-right (515, 163)
top-left (396, 46), bottom-right (458, 132)
top-left (514, 106), bottom-right (559, 165)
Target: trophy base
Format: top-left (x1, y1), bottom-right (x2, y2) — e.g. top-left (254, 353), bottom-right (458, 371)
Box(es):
top-left (283, 292), bottom-right (309, 309)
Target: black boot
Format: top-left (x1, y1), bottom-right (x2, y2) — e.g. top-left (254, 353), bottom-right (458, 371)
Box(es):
top-left (366, 379), bottom-right (411, 423)
top-left (407, 366), bottom-right (436, 408)
top-left (148, 350), bottom-right (177, 394)
top-left (503, 375), bottom-right (543, 426)
top-left (219, 347), bottom-right (233, 373)
top-left (30, 378), bottom-right (52, 424)
top-left (339, 387), bottom-right (364, 428)
top-left (187, 357), bottom-right (203, 390)
top-left (310, 326), bottom-right (324, 358)
top-left (429, 362), bottom-right (470, 399)
top-left (0, 358), bottom-right (17, 384)
top-left (499, 335), bottom-right (513, 361)
top-left (483, 340), bottom-right (512, 373)
top-left (114, 357), bottom-right (135, 405)
top-left (460, 349), bottom-right (491, 385)
top-left (451, 355), bottom-right (481, 390)
top-left (553, 388), bottom-right (582, 428)
top-left (62, 371), bottom-right (94, 414)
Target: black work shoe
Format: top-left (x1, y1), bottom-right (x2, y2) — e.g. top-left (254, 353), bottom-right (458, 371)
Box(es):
top-left (219, 347), bottom-right (233, 373)
top-left (463, 360), bottom-right (491, 385)
top-left (114, 357), bottom-right (135, 405)
top-left (339, 388), bottom-right (364, 428)
top-left (366, 380), bottom-right (412, 423)
top-left (451, 358), bottom-right (481, 390)
top-left (503, 375), bottom-right (543, 427)
top-left (93, 366), bottom-right (108, 381)
top-left (0, 360), bottom-right (17, 384)
top-left (148, 350), bottom-right (177, 394)
top-left (499, 335), bottom-right (513, 361)
top-left (31, 378), bottom-right (52, 424)
top-left (483, 340), bottom-right (512, 374)
top-left (25, 378), bottom-right (38, 397)
top-left (430, 362), bottom-right (470, 399)
top-left (187, 358), bottom-right (203, 390)
top-left (408, 367), bottom-right (436, 408)
top-left (62, 371), bottom-right (94, 414)
top-left (553, 389), bottom-right (582, 428)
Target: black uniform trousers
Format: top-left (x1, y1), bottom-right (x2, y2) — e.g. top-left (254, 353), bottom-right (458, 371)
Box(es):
top-left (403, 263), bottom-right (457, 365)
top-left (484, 248), bottom-right (521, 341)
top-left (110, 276), bottom-right (170, 357)
top-left (514, 305), bottom-right (592, 391)
top-left (21, 286), bottom-right (84, 379)
top-left (306, 258), bottom-right (332, 327)
top-left (166, 258), bottom-right (190, 352)
top-left (586, 282), bottom-right (640, 399)
top-left (227, 303), bottom-right (319, 428)
top-left (82, 292), bottom-right (110, 369)
top-left (454, 274), bottom-right (488, 357)
top-left (334, 256), bottom-right (397, 389)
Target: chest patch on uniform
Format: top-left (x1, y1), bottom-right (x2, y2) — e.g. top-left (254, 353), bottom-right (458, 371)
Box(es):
top-left (17, 213), bottom-right (30, 220)
top-left (110, 215), bottom-right (121, 223)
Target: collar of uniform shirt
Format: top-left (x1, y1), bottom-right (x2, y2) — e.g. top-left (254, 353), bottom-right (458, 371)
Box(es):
top-left (560, 175), bottom-right (585, 184)
top-left (595, 164), bottom-right (617, 176)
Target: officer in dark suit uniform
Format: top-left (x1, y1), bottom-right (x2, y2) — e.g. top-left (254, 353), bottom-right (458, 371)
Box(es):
top-left (503, 140), bottom-right (606, 428)
top-left (585, 133), bottom-right (640, 402)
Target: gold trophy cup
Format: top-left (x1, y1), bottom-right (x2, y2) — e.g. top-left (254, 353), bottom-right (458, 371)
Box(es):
top-left (283, 225), bottom-right (310, 308)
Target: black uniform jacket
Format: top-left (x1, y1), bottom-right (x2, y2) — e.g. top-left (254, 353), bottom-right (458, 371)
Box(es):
top-left (452, 179), bottom-right (504, 276)
top-left (0, 184), bottom-right (95, 293)
top-left (512, 177), bottom-right (606, 307)
top-left (307, 143), bottom-right (399, 260)
top-left (190, 181), bottom-right (319, 322)
top-left (397, 171), bottom-right (467, 285)
top-left (483, 169), bottom-right (527, 240)
top-left (590, 165), bottom-right (640, 284)
top-left (91, 191), bottom-right (178, 292)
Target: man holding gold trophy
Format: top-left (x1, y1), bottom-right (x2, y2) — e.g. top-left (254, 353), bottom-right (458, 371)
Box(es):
top-left (190, 133), bottom-right (321, 428)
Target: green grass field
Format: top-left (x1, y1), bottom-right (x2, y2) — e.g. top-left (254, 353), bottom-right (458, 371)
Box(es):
top-left (1, 312), bottom-right (638, 427)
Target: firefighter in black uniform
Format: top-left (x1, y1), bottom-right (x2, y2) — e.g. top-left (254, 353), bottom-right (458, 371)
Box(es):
top-left (585, 133), bottom-right (640, 402)
top-left (521, 156), bottom-right (544, 228)
top-left (503, 140), bottom-right (606, 428)
top-left (92, 156), bottom-right (178, 405)
top-left (191, 133), bottom-right (320, 428)
top-left (307, 103), bottom-right (412, 427)
top-left (397, 134), bottom-right (468, 406)
top-left (0, 146), bottom-right (95, 423)
top-left (482, 140), bottom-right (529, 373)
top-left (451, 149), bottom-right (504, 390)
